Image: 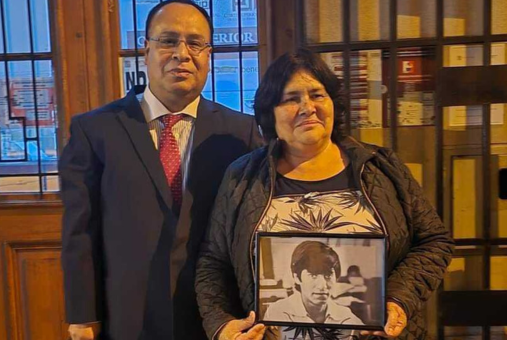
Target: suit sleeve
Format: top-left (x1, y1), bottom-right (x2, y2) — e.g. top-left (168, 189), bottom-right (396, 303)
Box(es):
top-left (383, 150), bottom-right (455, 319)
top-left (59, 116), bottom-right (104, 323)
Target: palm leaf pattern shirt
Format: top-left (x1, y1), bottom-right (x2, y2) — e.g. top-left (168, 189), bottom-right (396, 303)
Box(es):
top-left (258, 165), bottom-right (384, 340)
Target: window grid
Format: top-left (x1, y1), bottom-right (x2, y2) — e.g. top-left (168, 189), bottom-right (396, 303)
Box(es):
top-left (296, 0), bottom-right (507, 339)
top-left (0, 0), bottom-right (56, 196)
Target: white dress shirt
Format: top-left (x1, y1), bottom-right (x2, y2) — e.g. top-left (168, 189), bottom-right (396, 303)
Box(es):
top-left (139, 85), bottom-right (200, 191)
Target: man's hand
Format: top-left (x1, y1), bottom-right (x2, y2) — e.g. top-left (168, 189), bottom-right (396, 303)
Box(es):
top-left (68, 323), bottom-right (101, 340)
top-left (360, 301), bottom-right (407, 338)
top-left (218, 311), bottom-right (266, 340)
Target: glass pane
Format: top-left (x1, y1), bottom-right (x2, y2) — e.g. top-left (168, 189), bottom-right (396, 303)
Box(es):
top-left (397, 47), bottom-right (436, 126)
top-left (491, 43), bottom-right (507, 145)
top-left (444, 326), bottom-right (482, 340)
top-left (397, 0), bottom-right (436, 39)
top-left (347, 50), bottom-right (390, 146)
top-left (350, 0), bottom-right (390, 41)
top-left (492, 0), bottom-right (507, 35)
top-left (35, 60), bottom-right (57, 173)
top-left (444, 246), bottom-right (484, 290)
top-left (42, 175), bottom-right (59, 192)
top-left (444, 0), bottom-right (483, 37)
top-left (443, 44), bottom-right (483, 67)
top-left (3, 0), bottom-right (31, 53)
top-left (0, 176), bottom-right (40, 193)
top-left (241, 51), bottom-right (258, 114)
top-left (491, 155), bottom-right (507, 237)
top-left (452, 156), bottom-right (483, 239)
top-left (492, 42), bottom-right (507, 65)
top-left (30, 0), bottom-right (51, 53)
top-left (119, 56), bottom-right (148, 95)
top-left (119, 0), bottom-right (159, 50)
top-left (304, 0), bottom-right (343, 43)
top-left (214, 52), bottom-right (240, 111)
top-left (491, 326), bottom-right (507, 340)
top-left (491, 253), bottom-right (507, 290)
top-left (211, 0), bottom-right (258, 46)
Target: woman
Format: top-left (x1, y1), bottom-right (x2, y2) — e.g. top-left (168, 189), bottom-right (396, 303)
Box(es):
top-left (196, 49), bottom-right (454, 340)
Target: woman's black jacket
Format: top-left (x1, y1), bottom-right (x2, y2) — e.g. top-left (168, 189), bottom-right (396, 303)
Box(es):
top-left (195, 137), bottom-right (455, 340)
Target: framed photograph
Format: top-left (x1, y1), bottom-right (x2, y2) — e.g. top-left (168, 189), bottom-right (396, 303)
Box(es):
top-left (255, 232), bottom-right (387, 331)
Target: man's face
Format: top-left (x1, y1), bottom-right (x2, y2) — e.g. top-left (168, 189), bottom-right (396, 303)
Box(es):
top-left (295, 269), bottom-right (336, 308)
top-left (145, 3), bottom-right (211, 101)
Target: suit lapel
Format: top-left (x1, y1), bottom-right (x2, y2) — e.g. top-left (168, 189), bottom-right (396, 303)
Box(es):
top-left (116, 86), bottom-right (173, 209)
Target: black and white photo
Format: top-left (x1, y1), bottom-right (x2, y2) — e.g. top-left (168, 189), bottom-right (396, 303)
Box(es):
top-left (256, 233), bottom-right (386, 330)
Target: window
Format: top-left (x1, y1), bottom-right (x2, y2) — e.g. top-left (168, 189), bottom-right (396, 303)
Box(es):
top-left (118, 0), bottom-right (260, 114)
top-left (0, 0), bottom-right (57, 195)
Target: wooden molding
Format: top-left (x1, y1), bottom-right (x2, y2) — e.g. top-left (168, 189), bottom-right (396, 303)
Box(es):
top-left (2, 241), bottom-right (66, 340)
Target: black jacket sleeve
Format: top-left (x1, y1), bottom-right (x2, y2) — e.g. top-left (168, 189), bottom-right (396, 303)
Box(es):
top-left (59, 116), bottom-right (104, 324)
top-left (195, 168), bottom-right (245, 339)
top-left (382, 149), bottom-right (455, 319)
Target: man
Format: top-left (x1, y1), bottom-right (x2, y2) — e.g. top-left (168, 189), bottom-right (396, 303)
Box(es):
top-left (59, 1), bottom-right (262, 339)
top-left (264, 241), bottom-right (363, 325)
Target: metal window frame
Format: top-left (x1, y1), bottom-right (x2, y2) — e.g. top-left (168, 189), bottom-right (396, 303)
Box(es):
top-left (295, 0), bottom-right (507, 339)
top-left (0, 0), bottom-right (57, 199)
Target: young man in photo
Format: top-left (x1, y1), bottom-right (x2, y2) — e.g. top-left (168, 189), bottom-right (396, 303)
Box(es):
top-left (264, 241), bottom-right (363, 325)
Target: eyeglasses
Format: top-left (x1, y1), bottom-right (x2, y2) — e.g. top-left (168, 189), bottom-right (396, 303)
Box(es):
top-left (148, 36), bottom-right (211, 56)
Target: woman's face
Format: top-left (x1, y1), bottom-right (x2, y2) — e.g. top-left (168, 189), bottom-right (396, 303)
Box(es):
top-left (273, 70), bottom-right (334, 149)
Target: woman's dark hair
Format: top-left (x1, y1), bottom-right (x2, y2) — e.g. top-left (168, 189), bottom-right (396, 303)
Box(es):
top-left (254, 49), bottom-right (345, 143)
top-left (291, 241), bottom-right (341, 292)
top-left (145, 0), bottom-right (213, 41)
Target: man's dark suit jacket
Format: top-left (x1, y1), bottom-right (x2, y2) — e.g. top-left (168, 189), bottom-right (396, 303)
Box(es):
top-left (59, 85), bottom-right (262, 340)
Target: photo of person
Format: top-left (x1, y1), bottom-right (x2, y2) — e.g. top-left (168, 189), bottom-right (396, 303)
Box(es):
top-left (257, 234), bottom-right (385, 329)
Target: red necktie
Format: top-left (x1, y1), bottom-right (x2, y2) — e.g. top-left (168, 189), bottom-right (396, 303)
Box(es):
top-left (159, 114), bottom-right (183, 207)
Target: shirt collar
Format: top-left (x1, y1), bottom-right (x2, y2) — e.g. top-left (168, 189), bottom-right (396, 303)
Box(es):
top-left (141, 83), bottom-right (200, 122)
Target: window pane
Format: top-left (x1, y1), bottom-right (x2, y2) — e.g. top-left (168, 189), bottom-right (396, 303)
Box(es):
top-left (0, 60), bottom-right (57, 178)
top-left (0, 176), bottom-right (40, 193)
top-left (304, 0), bottom-right (343, 43)
top-left (30, 0), bottom-right (51, 52)
top-left (119, 56), bottom-right (148, 95)
top-left (491, 44), bottom-right (507, 145)
top-left (119, 0), bottom-right (159, 50)
top-left (350, 0), bottom-right (390, 41)
top-left (491, 155), bottom-right (507, 238)
top-left (444, 326), bottom-right (482, 340)
top-left (491, 326), bottom-right (507, 340)
top-left (3, 0), bottom-right (31, 53)
top-left (209, 0), bottom-right (258, 46)
top-left (241, 51), bottom-right (258, 114)
top-left (214, 52), bottom-right (240, 111)
top-left (444, 0), bottom-right (483, 37)
top-left (397, 47), bottom-right (436, 126)
top-left (491, 252), bottom-right (507, 290)
top-left (452, 156), bottom-right (483, 239)
top-left (444, 246), bottom-right (484, 290)
top-left (492, 0), bottom-right (507, 35)
top-left (350, 50), bottom-right (386, 130)
top-left (443, 44), bottom-right (483, 67)
top-left (397, 0), bottom-right (436, 39)
top-left (42, 174), bottom-right (59, 192)
top-left (35, 60), bottom-right (57, 173)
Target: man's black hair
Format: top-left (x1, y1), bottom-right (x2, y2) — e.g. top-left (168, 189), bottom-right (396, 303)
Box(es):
top-left (291, 241), bottom-right (341, 292)
top-left (145, 0), bottom-right (213, 41)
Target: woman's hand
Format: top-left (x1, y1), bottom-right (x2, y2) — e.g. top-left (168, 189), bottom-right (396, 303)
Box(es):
top-left (218, 311), bottom-right (266, 340)
top-left (360, 301), bottom-right (407, 338)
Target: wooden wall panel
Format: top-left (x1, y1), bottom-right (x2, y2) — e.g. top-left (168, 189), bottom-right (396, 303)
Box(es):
top-left (0, 206), bottom-right (64, 340)
top-left (3, 242), bottom-right (67, 340)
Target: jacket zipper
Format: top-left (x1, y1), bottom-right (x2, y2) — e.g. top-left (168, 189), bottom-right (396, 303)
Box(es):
top-left (249, 158), bottom-right (275, 280)
top-left (359, 163), bottom-right (390, 252)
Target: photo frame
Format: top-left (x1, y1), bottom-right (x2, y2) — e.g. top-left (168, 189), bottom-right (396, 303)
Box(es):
top-left (255, 232), bottom-right (387, 331)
